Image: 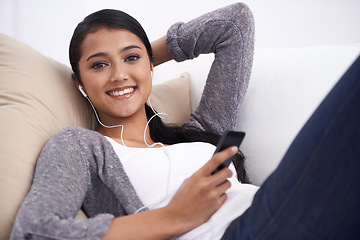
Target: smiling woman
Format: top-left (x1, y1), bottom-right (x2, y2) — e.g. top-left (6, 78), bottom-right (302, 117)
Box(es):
top-left (10, 2), bottom-right (360, 240)
top-left (11, 4), bottom-right (255, 239)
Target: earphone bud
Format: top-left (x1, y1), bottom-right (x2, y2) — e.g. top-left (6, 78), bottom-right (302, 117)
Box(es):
top-left (78, 85), bottom-right (87, 98)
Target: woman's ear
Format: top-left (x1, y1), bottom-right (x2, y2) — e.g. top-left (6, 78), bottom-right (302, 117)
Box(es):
top-left (71, 73), bottom-right (78, 82)
top-left (72, 73), bottom-right (80, 87)
top-left (72, 73), bottom-right (87, 98)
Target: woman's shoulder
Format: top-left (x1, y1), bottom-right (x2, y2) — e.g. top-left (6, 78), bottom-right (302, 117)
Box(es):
top-left (49, 127), bottom-right (105, 146)
top-left (44, 127), bottom-right (115, 162)
top-left (55, 126), bottom-right (99, 137)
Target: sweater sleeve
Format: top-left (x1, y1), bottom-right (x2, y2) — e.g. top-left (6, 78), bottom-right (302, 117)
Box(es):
top-left (166, 3), bottom-right (255, 134)
top-left (10, 129), bottom-right (113, 240)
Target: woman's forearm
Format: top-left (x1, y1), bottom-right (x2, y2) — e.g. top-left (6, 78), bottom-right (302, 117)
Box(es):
top-left (102, 207), bottom-right (186, 240)
top-left (151, 36), bottom-right (173, 67)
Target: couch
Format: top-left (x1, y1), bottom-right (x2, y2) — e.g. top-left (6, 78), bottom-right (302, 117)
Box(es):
top-left (1, 32), bottom-right (359, 239)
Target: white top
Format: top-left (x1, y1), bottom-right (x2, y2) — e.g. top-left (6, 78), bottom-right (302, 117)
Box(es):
top-left (106, 137), bottom-right (259, 239)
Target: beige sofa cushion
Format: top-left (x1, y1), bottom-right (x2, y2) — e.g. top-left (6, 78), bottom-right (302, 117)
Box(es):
top-left (0, 33), bottom-right (190, 239)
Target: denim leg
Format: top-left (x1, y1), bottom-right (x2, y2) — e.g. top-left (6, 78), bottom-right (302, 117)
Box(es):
top-left (222, 55), bottom-right (360, 240)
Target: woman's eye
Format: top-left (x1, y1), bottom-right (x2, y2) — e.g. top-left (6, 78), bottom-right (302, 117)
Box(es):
top-left (91, 62), bottom-right (108, 69)
top-left (125, 55), bottom-right (139, 62)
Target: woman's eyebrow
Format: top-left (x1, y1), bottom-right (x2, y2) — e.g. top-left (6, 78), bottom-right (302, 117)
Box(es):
top-left (86, 45), bottom-right (142, 62)
top-left (86, 52), bottom-right (106, 61)
top-left (121, 45), bottom-right (141, 53)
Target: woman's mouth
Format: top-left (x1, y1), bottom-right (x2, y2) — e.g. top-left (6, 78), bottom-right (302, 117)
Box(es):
top-left (107, 87), bottom-right (135, 97)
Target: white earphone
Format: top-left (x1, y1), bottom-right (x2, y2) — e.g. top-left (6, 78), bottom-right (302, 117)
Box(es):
top-left (78, 85), bottom-right (87, 98)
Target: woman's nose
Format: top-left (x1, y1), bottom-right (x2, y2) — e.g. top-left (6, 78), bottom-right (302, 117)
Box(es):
top-left (110, 64), bottom-right (128, 82)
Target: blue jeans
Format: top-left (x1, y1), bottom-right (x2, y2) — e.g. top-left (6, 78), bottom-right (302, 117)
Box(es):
top-left (222, 55), bottom-right (360, 240)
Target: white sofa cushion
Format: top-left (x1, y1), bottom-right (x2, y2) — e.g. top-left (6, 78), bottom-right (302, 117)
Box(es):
top-left (237, 45), bottom-right (360, 185)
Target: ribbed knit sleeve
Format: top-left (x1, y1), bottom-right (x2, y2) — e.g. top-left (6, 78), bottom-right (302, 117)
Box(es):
top-left (167, 2), bottom-right (255, 134)
top-left (10, 128), bottom-right (114, 239)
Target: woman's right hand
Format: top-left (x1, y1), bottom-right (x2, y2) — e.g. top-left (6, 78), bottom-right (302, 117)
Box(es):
top-left (164, 146), bottom-right (238, 232)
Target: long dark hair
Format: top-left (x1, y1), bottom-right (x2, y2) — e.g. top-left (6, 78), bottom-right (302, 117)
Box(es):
top-left (69, 9), bottom-right (249, 183)
top-left (145, 105), bottom-right (249, 182)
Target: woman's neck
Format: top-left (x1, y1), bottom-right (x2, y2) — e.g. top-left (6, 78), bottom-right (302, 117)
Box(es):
top-left (97, 114), bottom-right (156, 148)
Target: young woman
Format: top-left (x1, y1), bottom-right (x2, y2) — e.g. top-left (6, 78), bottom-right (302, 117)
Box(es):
top-left (11, 2), bottom-right (360, 240)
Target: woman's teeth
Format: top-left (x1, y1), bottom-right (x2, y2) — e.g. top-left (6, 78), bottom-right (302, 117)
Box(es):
top-left (109, 87), bottom-right (134, 96)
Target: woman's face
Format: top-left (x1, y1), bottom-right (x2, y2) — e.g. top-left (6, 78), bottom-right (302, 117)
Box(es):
top-left (78, 27), bottom-right (153, 125)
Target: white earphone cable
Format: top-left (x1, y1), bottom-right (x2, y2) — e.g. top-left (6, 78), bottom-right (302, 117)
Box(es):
top-left (85, 96), bottom-right (127, 146)
top-left (143, 97), bottom-right (168, 148)
top-left (83, 71), bottom-right (172, 214)
top-left (135, 95), bottom-right (172, 214)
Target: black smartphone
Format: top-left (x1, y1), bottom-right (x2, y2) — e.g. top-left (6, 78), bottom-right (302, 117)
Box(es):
top-left (211, 130), bottom-right (245, 175)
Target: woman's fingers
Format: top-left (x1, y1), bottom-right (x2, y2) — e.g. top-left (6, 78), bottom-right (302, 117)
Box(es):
top-left (198, 146), bottom-right (238, 177)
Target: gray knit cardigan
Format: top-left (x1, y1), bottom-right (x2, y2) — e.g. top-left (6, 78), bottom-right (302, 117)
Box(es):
top-left (11, 3), bottom-right (254, 239)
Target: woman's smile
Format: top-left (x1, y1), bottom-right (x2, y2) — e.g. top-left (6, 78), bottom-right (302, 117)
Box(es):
top-left (107, 86), bottom-right (136, 99)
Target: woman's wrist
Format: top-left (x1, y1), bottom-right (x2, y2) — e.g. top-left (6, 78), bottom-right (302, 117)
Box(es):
top-left (151, 36), bottom-right (173, 66)
top-left (102, 206), bottom-right (189, 240)
top-left (160, 204), bottom-right (196, 235)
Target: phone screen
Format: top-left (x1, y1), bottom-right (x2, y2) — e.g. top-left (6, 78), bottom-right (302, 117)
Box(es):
top-left (211, 130), bottom-right (245, 175)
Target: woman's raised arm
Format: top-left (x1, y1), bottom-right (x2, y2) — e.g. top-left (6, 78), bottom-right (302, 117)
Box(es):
top-left (166, 3), bottom-right (255, 134)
